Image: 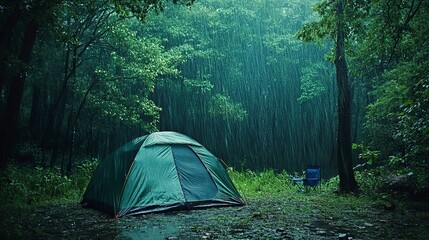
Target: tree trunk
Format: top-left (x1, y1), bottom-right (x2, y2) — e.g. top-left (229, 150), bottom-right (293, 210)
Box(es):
top-left (66, 76), bottom-right (100, 173)
top-left (43, 46), bottom-right (74, 166)
top-left (29, 81), bottom-right (41, 134)
top-left (335, 0), bottom-right (358, 193)
top-left (49, 94), bottom-right (67, 167)
top-left (0, 5), bottom-right (22, 96)
top-left (41, 47), bottom-right (70, 158)
top-left (0, 19), bottom-right (38, 169)
top-left (61, 109), bottom-right (74, 174)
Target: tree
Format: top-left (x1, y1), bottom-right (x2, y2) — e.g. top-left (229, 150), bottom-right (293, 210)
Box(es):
top-left (0, 0), bottom-right (61, 169)
top-left (334, 0), bottom-right (358, 192)
top-left (0, 0), bottom-right (195, 169)
top-left (361, 0), bottom-right (428, 170)
top-left (297, 0), bottom-right (358, 193)
top-left (146, 0), bottom-right (337, 171)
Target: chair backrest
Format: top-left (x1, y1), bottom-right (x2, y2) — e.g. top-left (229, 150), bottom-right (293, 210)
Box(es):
top-left (305, 164), bottom-right (321, 187)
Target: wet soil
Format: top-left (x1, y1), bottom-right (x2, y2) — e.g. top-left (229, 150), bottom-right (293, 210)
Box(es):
top-left (9, 195), bottom-right (429, 239)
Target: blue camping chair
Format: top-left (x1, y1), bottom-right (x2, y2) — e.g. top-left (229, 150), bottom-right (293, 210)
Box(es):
top-left (291, 164), bottom-right (321, 192)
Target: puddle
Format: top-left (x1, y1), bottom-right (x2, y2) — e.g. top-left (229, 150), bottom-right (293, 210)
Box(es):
top-left (116, 211), bottom-right (204, 240)
top-left (310, 220), bottom-right (354, 238)
top-left (119, 224), bottom-right (181, 240)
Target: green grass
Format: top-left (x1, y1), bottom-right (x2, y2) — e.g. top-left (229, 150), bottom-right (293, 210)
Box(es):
top-left (0, 163), bottom-right (408, 211)
top-left (0, 160), bottom-right (98, 239)
top-left (229, 167), bottom-right (394, 224)
top-left (230, 168), bottom-right (429, 239)
top-left (1, 163), bottom-right (428, 239)
top-left (0, 160), bottom-right (98, 207)
top-left (229, 169), bottom-right (297, 199)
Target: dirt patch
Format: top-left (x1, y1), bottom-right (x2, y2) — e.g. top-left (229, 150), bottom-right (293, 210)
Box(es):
top-left (9, 196), bottom-right (429, 240)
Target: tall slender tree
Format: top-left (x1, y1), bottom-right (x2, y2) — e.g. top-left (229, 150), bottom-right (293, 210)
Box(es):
top-left (334, 0), bottom-right (358, 192)
top-left (297, 0), bottom-right (358, 192)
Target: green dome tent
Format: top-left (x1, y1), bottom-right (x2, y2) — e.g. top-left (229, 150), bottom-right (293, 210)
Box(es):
top-left (80, 131), bottom-right (244, 217)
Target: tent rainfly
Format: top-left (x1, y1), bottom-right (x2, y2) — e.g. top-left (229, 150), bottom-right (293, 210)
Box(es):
top-left (80, 131), bottom-right (244, 217)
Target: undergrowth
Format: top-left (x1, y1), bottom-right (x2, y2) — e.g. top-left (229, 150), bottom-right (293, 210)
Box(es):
top-left (229, 169), bottom-right (296, 199)
top-left (0, 162), bottom-right (396, 209)
top-left (229, 167), bottom-right (393, 209)
top-left (1, 162), bottom-right (426, 239)
top-left (0, 159), bottom-right (99, 239)
top-left (0, 159), bottom-right (99, 207)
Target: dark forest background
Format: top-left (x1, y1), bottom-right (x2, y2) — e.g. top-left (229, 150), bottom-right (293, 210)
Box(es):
top-left (1, 0), bottom-right (428, 179)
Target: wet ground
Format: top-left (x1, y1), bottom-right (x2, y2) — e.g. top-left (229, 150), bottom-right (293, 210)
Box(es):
top-left (18, 194), bottom-right (429, 240)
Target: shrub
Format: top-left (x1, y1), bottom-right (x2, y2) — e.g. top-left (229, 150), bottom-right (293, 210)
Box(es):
top-left (229, 168), bottom-right (296, 199)
top-left (0, 159), bottom-right (99, 207)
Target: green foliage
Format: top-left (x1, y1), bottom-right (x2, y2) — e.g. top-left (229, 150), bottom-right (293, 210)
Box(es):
top-left (71, 159), bottom-right (100, 194)
top-left (350, 0), bottom-right (429, 177)
top-left (394, 64), bottom-right (429, 164)
top-left (364, 59), bottom-right (429, 171)
top-left (209, 94), bottom-right (247, 121)
top-left (0, 165), bottom-right (72, 205)
top-left (0, 160), bottom-right (99, 207)
top-left (0, 160), bottom-right (99, 239)
top-left (295, 0), bottom-right (336, 44)
top-left (325, 166), bottom-right (383, 197)
top-left (352, 141), bottom-right (428, 198)
top-left (77, 18), bottom-right (185, 132)
top-left (297, 62), bottom-right (330, 103)
top-left (184, 75), bottom-right (214, 93)
top-left (364, 78), bottom-right (407, 160)
top-left (112, 0), bottom-right (195, 21)
top-left (352, 143), bottom-right (380, 166)
top-left (229, 167), bottom-right (393, 209)
top-left (229, 169), bottom-right (296, 198)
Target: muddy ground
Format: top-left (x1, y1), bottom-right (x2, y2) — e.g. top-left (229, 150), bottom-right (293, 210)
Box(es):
top-left (10, 193), bottom-right (429, 240)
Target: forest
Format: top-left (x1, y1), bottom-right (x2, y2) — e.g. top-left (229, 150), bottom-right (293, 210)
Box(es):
top-left (1, 0), bottom-right (429, 239)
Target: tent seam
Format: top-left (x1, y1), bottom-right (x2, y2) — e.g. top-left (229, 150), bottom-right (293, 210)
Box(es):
top-left (187, 146), bottom-right (220, 194)
top-left (115, 140), bottom-right (147, 217)
top-left (116, 160), bottom-right (137, 216)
